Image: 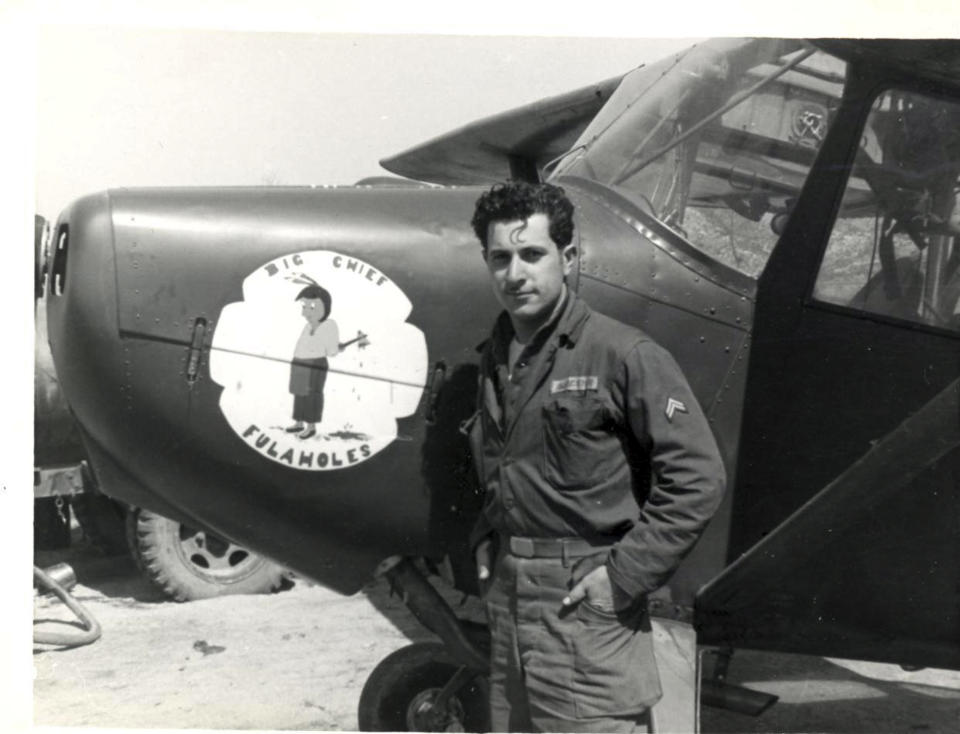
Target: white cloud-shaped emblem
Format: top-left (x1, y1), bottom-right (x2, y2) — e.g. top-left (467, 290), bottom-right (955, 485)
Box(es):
top-left (210, 250), bottom-right (428, 471)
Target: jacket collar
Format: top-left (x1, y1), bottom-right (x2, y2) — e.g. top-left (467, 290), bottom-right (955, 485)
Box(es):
top-left (486, 288), bottom-right (591, 356)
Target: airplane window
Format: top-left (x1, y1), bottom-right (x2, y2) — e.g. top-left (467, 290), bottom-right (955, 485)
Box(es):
top-left (812, 90), bottom-right (960, 333)
top-left (554, 38), bottom-right (845, 277)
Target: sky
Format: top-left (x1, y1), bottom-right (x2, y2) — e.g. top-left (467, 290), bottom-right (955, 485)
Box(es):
top-left (34, 29), bottom-right (695, 221)
top-left (7, 2), bottom-right (960, 732)
top-left (31, 0), bottom-right (960, 220)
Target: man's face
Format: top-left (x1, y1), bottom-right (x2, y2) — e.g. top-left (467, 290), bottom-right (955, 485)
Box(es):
top-left (483, 213), bottom-right (575, 330)
top-left (300, 297), bottom-right (326, 327)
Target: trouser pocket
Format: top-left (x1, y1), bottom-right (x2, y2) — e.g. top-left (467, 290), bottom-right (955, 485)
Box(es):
top-left (572, 600), bottom-right (662, 718)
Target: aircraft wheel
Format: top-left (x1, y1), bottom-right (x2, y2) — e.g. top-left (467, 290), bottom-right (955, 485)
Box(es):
top-left (358, 642), bottom-right (489, 732)
top-left (126, 507), bottom-right (288, 602)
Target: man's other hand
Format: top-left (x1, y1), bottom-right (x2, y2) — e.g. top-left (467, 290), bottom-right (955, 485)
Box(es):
top-left (562, 565), bottom-right (630, 611)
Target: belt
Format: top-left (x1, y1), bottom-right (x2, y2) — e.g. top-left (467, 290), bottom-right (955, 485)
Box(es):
top-left (504, 535), bottom-right (619, 559)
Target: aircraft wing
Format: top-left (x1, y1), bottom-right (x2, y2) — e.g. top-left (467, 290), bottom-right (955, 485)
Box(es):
top-left (813, 39), bottom-right (960, 89)
top-left (697, 379), bottom-right (960, 670)
top-left (379, 75), bottom-right (624, 185)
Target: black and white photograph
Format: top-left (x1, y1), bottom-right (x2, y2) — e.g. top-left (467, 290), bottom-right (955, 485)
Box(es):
top-left (11, 2), bottom-right (960, 732)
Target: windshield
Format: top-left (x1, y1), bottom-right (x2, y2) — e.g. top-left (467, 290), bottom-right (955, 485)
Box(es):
top-left (552, 39), bottom-right (847, 277)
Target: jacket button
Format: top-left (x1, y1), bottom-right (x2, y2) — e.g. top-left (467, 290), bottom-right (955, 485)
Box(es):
top-left (503, 498), bottom-right (515, 510)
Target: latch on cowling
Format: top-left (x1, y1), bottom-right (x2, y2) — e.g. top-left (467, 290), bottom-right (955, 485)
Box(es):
top-left (186, 317), bottom-right (208, 384)
top-left (425, 360), bottom-right (447, 425)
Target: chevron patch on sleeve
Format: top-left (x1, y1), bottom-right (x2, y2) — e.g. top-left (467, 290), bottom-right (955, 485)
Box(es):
top-left (665, 397), bottom-right (688, 420)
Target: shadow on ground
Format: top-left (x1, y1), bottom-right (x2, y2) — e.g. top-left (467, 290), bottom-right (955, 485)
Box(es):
top-left (702, 650), bottom-right (960, 733)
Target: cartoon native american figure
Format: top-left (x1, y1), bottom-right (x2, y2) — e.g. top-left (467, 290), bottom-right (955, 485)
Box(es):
top-left (284, 273), bottom-right (368, 440)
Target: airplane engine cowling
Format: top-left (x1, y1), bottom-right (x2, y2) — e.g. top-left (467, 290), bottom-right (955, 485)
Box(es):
top-left (45, 185), bottom-right (497, 593)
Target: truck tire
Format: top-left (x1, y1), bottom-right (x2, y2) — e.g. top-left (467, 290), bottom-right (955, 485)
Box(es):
top-left (358, 642), bottom-right (489, 732)
top-left (126, 507), bottom-right (287, 602)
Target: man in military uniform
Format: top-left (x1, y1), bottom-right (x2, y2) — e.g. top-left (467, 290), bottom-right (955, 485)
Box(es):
top-left (466, 181), bottom-right (726, 733)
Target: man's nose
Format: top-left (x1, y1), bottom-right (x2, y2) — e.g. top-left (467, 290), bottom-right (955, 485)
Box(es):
top-left (505, 256), bottom-right (525, 283)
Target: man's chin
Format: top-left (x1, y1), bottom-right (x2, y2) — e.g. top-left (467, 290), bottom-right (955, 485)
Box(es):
top-left (507, 306), bottom-right (551, 326)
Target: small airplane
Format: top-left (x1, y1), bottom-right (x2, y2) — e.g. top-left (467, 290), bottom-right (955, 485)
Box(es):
top-left (39, 38), bottom-right (959, 730)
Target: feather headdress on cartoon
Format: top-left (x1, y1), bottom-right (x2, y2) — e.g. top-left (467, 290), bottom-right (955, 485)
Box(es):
top-left (287, 272), bottom-right (332, 317)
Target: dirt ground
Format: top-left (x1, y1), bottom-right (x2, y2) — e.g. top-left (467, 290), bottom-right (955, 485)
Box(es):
top-left (32, 536), bottom-right (960, 733)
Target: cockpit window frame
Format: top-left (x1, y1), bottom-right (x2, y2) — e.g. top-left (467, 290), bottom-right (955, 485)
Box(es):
top-left (804, 83), bottom-right (960, 340)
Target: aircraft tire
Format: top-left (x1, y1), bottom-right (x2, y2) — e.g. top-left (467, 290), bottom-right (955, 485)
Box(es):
top-left (357, 642), bottom-right (489, 732)
top-left (126, 507), bottom-right (288, 602)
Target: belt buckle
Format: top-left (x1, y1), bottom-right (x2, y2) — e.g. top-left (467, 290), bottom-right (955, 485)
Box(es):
top-left (510, 537), bottom-right (535, 557)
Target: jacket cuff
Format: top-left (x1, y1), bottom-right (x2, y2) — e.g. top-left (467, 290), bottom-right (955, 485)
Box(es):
top-left (468, 512), bottom-right (495, 553)
top-left (606, 551), bottom-right (654, 600)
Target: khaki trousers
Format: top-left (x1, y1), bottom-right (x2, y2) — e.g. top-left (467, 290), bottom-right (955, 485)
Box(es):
top-left (485, 546), bottom-right (660, 733)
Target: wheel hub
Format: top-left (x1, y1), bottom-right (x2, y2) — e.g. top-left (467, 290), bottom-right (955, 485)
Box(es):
top-left (176, 525), bottom-right (261, 581)
top-left (406, 688), bottom-right (466, 732)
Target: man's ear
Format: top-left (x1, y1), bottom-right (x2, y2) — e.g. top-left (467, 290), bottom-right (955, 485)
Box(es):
top-left (480, 246), bottom-right (488, 263)
top-left (561, 243), bottom-right (577, 276)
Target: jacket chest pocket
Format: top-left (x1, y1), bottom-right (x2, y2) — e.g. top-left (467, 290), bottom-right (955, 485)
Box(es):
top-left (542, 396), bottom-right (613, 490)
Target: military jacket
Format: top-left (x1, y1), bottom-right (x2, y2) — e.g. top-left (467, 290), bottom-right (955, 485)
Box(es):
top-left (467, 293), bottom-right (726, 598)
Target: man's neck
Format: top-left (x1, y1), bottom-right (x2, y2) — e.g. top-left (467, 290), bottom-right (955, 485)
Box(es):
top-left (511, 285), bottom-right (568, 345)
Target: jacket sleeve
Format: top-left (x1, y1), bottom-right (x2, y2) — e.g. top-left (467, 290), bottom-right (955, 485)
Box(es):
top-left (468, 504), bottom-right (495, 553)
top-left (606, 340), bottom-right (726, 599)
top-left (464, 346), bottom-right (495, 554)
top-left (464, 407), bottom-right (496, 552)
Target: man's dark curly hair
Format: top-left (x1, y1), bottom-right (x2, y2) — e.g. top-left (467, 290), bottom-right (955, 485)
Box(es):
top-left (471, 181), bottom-right (575, 248)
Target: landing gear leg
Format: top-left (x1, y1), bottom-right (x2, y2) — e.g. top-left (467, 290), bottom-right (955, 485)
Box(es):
top-left (358, 558), bottom-right (490, 732)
